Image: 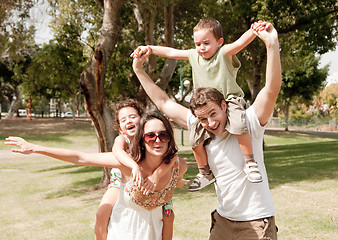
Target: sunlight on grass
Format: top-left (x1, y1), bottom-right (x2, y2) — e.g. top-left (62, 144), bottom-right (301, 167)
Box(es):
top-left (1, 119), bottom-right (337, 240)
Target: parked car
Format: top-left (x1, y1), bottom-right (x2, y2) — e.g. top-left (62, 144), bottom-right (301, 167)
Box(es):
top-left (62, 112), bottom-right (74, 118)
top-left (18, 109), bottom-right (27, 117)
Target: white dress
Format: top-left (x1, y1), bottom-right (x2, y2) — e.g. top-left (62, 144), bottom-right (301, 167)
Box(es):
top-left (107, 159), bottom-right (179, 240)
top-left (107, 181), bottom-right (163, 240)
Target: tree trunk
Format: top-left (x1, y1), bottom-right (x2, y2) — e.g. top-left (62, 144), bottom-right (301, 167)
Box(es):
top-left (155, 1), bottom-right (177, 90)
top-left (8, 87), bottom-right (20, 118)
top-left (134, 1), bottom-right (177, 109)
top-left (248, 47), bottom-right (266, 102)
top-left (284, 101), bottom-right (290, 131)
top-left (80, 0), bottom-right (125, 187)
top-left (142, 0), bottom-right (158, 80)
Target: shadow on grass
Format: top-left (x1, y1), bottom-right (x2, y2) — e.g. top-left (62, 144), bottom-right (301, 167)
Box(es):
top-left (40, 165), bottom-right (103, 199)
top-left (45, 176), bottom-right (102, 199)
top-left (265, 140), bottom-right (338, 188)
top-left (37, 164), bottom-right (101, 174)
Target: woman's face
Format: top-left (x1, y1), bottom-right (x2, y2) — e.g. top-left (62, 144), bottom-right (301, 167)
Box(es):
top-left (143, 118), bottom-right (170, 158)
top-left (118, 107), bottom-right (141, 138)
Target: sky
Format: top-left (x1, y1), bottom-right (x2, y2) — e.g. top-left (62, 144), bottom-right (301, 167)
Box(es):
top-left (318, 50), bottom-right (338, 86)
top-left (29, 2), bottom-right (338, 87)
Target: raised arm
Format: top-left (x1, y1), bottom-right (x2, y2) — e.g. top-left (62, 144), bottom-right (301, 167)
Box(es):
top-left (252, 23), bottom-right (282, 126)
top-left (113, 135), bottom-right (138, 170)
top-left (5, 136), bottom-right (130, 175)
top-left (131, 45), bottom-right (189, 60)
top-left (132, 52), bottom-right (189, 129)
top-left (222, 26), bottom-right (257, 57)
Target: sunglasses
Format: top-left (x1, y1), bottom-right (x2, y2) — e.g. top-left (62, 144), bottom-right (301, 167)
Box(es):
top-left (143, 131), bottom-right (171, 144)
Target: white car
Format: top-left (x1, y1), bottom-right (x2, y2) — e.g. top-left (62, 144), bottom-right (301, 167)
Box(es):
top-left (62, 112), bottom-right (74, 118)
top-left (18, 109), bottom-right (27, 116)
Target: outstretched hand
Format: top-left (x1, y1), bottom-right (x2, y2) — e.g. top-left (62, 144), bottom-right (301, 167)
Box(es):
top-left (4, 136), bottom-right (35, 154)
top-left (130, 46), bottom-right (151, 59)
top-left (132, 48), bottom-right (151, 70)
top-left (252, 21), bottom-right (278, 46)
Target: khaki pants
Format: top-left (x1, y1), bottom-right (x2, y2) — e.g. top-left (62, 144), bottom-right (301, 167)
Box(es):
top-left (209, 210), bottom-right (277, 240)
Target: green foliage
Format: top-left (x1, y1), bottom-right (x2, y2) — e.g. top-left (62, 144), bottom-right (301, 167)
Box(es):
top-left (320, 83), bottom-right (338, 116)
top-left (1, 0), bottom-right (337, 114)
top-left (278, 53), bottom-right (328, 105)
top-left (24, 39), bottom-right (86, 101)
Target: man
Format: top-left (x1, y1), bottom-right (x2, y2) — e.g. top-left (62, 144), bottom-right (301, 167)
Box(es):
top-left (132, 22), bottom-right (281, 239)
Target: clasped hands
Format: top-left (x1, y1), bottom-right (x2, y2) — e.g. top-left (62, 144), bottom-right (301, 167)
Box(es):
top-left (131, 166), bottom-right (158, 196)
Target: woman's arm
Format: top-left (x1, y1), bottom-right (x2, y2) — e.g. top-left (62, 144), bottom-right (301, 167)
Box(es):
top-left (176, 157), bottom-right (188, 188)
top-left (5, 136), bottom-right (129, 172)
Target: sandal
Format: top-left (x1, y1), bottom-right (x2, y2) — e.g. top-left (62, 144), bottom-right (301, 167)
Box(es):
top-left (244, 162), bottom-right (263, 183)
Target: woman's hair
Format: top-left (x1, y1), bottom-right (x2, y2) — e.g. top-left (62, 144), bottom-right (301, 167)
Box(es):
top-left (189, 87), bottom-right (225, 116)
top-left (130, 111), bottom-right (178, 165)
top-left (113, 98), bottom-right (145, 130)
top-left (193, 18), bottom-right (223, 40)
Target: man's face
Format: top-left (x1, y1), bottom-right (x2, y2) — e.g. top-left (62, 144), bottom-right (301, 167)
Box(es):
top-left (193, 29), bottom-right (223, 59)
top-left (194, 100), bottom-right (227, 136)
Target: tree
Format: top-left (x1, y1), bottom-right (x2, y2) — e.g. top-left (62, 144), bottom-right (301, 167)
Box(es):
top-left (278, 53), bottom-right (329, 131)
top-left (319, 83), bottom-right (338, 118)
top-left (79, 0), bottom-right (125, 186)
top-left (0, 0), bottom-right (36, 117)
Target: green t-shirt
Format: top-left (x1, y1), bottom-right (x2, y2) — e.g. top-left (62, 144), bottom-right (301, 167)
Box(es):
top-left (188, 45), bottom-right (244, 98)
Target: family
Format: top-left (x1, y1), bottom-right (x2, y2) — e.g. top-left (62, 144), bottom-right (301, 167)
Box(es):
top-left (5, 18), bottom-right (281, 240)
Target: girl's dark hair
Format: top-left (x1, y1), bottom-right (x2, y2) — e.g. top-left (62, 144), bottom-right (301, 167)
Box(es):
top-left (130, 111), bottom-right (178, 165)
top-left (113, 98), bottom-right (145, 130)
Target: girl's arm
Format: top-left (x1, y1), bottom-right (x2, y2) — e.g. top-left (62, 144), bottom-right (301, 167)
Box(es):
top-left (112, 135), bottom-right (143, 185)
top-left (131, 45), bottom-right (190, 60)
top-left (5, 136), bottom-right (130, 176)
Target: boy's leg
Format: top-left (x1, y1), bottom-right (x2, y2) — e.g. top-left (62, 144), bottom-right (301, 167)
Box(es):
top-left (237, 133), bottom-right (262, 183)
top-left (188, 142), bottom-right (215, 191)
top-left (95, 187), bottom-right (119, 240)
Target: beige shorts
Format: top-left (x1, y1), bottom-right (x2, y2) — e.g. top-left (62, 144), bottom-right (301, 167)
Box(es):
top-left (189, 96), bottom-right (248, 148)
top-left (209, 210), bottom-right (278, 240)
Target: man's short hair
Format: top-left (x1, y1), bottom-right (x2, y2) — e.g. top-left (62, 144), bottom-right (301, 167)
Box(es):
top-left (193, 18), bottom-right (223, 40)
top-left (189, 87), bottom-right (225, 116)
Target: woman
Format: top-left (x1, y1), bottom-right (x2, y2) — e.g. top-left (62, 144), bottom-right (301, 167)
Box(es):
top-left (5, 111), bottom-right (187, 240)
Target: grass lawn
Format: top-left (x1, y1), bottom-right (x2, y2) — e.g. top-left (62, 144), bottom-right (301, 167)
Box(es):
top-left (0, 118), bottom-right (337, 239)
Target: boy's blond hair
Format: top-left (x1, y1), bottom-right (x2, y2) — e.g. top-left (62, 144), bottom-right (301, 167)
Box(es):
top-left (193, 18), bottom-right (223, 40)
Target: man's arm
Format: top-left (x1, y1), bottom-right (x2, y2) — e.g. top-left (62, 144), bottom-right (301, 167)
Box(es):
top-left (252, 23), bottom-right (282, 126)
top-left (132, 52), bottom-right (189, 129)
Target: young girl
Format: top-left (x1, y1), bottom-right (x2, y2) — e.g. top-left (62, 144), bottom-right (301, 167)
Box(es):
top-left (95, 99), bottom-right (145, 240)
top-left (5, 111), bottom-right (187, 240)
